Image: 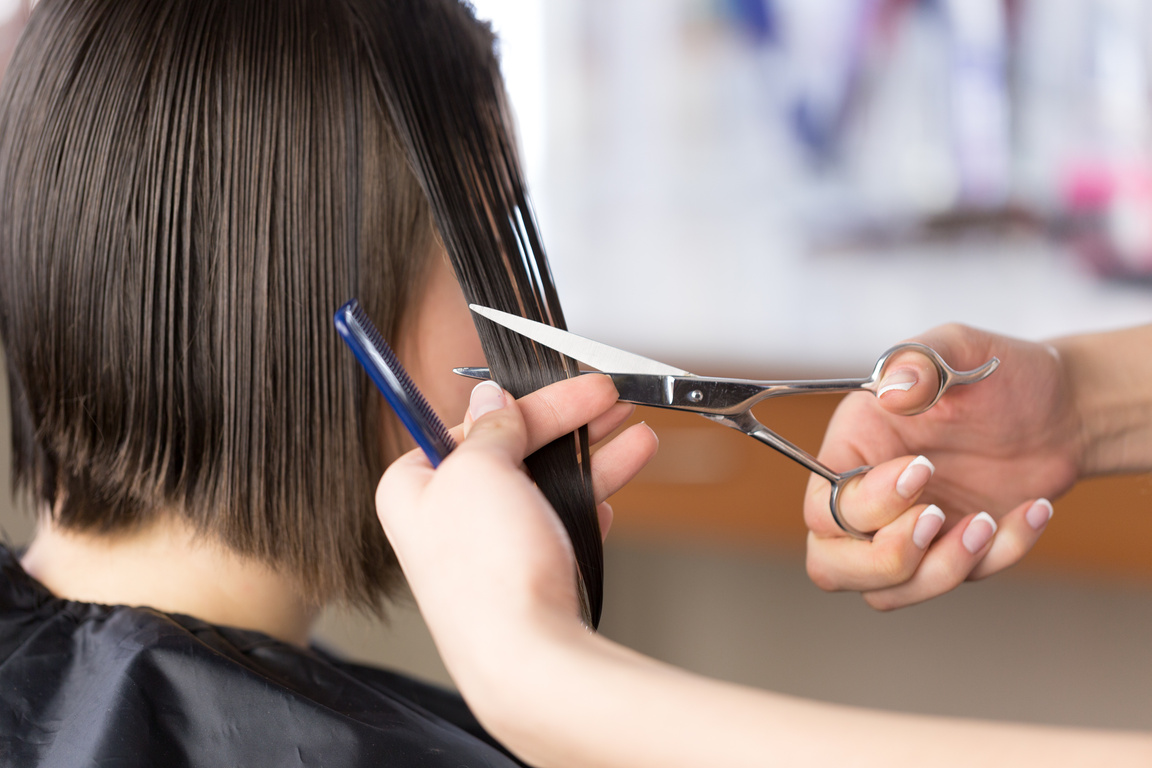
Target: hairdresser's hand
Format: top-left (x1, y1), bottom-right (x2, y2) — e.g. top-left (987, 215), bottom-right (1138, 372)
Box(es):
top-left (376, 375), bottom-right (658, 687)
top-left (378, 362), bottom-right (1152, 768)
top-left (804, 324), bottom-right (1081, 610)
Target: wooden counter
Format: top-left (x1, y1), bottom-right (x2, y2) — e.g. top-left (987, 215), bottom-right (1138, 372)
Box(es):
top-left (608, 395), bottom-right (1152, 582)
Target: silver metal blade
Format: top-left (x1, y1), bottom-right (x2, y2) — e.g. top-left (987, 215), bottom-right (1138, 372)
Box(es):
top-left (470, 305), bottom-right (691, 377)
top-left (453, 367), bottom-right (494, 380)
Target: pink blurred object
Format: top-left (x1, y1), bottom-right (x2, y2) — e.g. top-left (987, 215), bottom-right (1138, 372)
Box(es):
top-left (1062, 159), bottom-right (1152, 279)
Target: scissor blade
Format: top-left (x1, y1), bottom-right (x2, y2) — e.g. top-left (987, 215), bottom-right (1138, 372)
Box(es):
top-left (454, 367), bottom-right (497, 381)
top-left (469, 305), bottom-right (691, 377)
top-left (454, 367), bottom-right (697, 411)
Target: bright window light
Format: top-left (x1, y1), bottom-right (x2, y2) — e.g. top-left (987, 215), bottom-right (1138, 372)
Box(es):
top-left (0, 0), bottom-right (21, 23)
top-left (469, 0), bottom-right (546, 188)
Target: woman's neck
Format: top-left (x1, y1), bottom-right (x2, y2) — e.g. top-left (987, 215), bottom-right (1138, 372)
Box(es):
top-left (19, 516), bottom-right (318, 645)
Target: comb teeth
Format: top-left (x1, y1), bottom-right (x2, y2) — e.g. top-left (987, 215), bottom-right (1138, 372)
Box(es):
top-left (344, 302), bottom-right (447, 435)
top-left (342, 300), bottom-right (456, 459)
top-left (336, 300), bottom-right (456, 465)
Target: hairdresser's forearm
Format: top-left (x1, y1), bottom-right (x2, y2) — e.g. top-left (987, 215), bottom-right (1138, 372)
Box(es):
top-left (1053, 325), bottom-right (1152, 477)
top-left (464, 620), bottom-right (1152, 768)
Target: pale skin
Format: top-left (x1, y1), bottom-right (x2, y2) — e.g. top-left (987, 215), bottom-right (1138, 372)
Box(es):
top-left (803, 323), bottom-right (1152, 609)
top-left (378, 324), bottom-right (1152, 768)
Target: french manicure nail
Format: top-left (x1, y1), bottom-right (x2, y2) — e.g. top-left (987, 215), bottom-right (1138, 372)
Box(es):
top-left (878, 369), bottom-right (917, 397)
top-left (1026, 498), bottom-right (1053, 530)
top-left (912, 505), bottom-right (946, 549)
top-left (962, 511), bottom-right (997, 554)
top-left (469, 380), bottom-right (506, 420)
top-left (896, 455), bottom-right (935, 499)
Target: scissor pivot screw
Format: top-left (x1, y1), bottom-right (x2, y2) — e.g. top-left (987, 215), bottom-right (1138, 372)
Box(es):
top-left (687, 389), bottom-right (704, 403)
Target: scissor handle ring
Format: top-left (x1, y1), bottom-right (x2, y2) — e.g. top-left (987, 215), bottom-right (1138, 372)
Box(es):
top-left (828, 466), bottom-right (875, 541)
top-left (872, 342), bottom-right (1000, 415)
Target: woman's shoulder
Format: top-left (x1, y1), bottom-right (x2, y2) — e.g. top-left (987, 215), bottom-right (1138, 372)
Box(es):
top-left (0, 545), bottom-right (526, 767)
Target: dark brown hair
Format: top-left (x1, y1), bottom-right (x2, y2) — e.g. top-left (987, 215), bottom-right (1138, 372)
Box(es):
top-left (0, 0), bottom-right (604, 620)
top-left (0, 0), bottom-right (434, 608)
top-left (362, 0), bottom-right (605, 625)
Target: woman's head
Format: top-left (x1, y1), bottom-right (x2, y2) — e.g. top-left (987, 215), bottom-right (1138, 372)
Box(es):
top-left (0, 0), bottom-right (492, 608)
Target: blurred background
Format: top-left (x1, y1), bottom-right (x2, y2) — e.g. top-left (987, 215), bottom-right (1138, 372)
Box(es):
top-left (2, 0), bottom-right (1152, 734)
top-left (531, 0), bottom-right (1152, 366)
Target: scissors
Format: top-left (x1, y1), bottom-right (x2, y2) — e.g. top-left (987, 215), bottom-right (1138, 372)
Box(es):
top-left (456, 305), bottom-right (999, 541)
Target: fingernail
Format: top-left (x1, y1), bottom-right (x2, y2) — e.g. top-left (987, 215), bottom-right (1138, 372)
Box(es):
top-left (1026, 498), bottom-right (1053, 530)
top-left (469, 380), bottom-right (506, 420)
top-left (912, 505), bottom-right (946, 549)
top-left (878, 369), bottom-right (917, 397)
top-left (896, 455), bottom-right (935, 498)
top-left (962, 511), bottom-right (997, 554)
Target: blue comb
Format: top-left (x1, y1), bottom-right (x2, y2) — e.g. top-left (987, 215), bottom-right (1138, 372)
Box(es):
top-left (334, 299), bottom-right (457, 467)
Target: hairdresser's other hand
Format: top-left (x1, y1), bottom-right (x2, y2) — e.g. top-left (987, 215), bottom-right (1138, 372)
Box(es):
top-left (804, 324), bottom-right (1080, 610)
top-left (376, 375), bottom-right (657, 688)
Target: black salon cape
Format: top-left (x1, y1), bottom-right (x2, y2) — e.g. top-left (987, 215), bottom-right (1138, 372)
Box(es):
top-left (0, 546), bottom-right (528, 767)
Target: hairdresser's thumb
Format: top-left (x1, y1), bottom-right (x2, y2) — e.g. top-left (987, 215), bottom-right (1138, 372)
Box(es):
top-left (876, 352), bottom-right (936, 415)
top-left (459, 381), bottom-right (528, 462)
top-left (875, 338), bottom-right (953, 416)
top-left (879, 324), bottom-right (1002, 415)
top-left (467, 380), bottom-right (508, 421)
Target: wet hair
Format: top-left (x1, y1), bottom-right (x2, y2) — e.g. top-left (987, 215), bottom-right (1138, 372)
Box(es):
top-left (0, 0), bottom-right (602, 620)
top-left (365, 1), bottom-right (604, 625)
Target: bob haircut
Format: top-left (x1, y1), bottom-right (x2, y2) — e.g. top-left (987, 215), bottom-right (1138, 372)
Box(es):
top-left (0, 0), bottom-right (490, 608)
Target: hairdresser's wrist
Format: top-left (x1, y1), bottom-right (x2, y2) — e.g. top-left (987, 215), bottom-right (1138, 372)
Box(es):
top-left (445, 605), bottom-right (597, 761)
top-left (1052, 325), bottom-right (1152, 477)
top-left (461, 612), bottom-right (716, 768)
